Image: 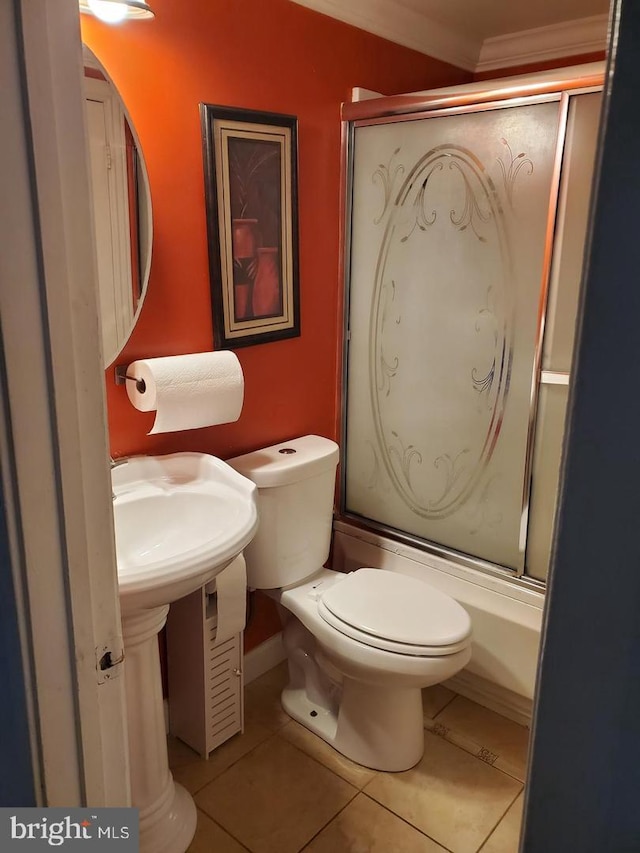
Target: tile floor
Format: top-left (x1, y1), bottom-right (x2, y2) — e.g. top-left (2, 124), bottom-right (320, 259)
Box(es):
top-left (168, 663), bottom-right (529, 853)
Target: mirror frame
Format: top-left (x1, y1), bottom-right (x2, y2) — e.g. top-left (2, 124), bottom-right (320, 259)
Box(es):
top-left (82, 44), bottom-right (153, 367)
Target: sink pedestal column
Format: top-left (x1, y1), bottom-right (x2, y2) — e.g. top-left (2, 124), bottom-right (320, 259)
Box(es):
top-left (122, 606), bottom-right (197, 853)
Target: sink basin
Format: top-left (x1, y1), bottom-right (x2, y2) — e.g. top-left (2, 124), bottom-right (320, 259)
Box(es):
top-left (112, 452), bottom-right (258, 613)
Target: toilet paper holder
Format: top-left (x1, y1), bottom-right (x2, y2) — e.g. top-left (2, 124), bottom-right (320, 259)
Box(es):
top-left (114, 365), bottom-right (146, 394)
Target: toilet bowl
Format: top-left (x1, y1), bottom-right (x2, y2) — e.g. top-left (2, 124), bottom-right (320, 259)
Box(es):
top-left (229, 436), bottom-right (472, 772)
top-left (277, 567), bottom-right (471, 771)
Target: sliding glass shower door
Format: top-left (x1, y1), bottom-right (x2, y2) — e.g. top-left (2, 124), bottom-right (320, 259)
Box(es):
top-left (344, 96), bottom-right (566, 574)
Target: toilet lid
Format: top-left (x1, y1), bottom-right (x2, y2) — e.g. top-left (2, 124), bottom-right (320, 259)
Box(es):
top-left (318, 568), bottom-right (471, 656)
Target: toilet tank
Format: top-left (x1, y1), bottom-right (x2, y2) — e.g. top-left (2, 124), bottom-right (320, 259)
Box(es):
top-left (227, 435), bottom-right (339, 590)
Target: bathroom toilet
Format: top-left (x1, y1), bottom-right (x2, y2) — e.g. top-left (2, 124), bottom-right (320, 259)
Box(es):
top-left (229, 435), bottom-right (472, 772)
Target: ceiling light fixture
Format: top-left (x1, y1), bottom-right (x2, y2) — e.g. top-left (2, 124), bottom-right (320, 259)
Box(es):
top-left (79, 0), bottom-right (154, 23)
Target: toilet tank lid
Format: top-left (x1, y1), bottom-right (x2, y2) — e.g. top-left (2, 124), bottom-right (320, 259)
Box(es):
top-left (227, 435), bottom-right (339, 488)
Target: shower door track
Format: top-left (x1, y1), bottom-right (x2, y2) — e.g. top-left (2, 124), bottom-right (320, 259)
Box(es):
top-left (336, 512), bottom-right (546, 594)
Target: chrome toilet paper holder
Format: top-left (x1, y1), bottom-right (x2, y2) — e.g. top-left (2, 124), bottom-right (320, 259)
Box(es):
top-left (114, 365), bottom-right (146, 394)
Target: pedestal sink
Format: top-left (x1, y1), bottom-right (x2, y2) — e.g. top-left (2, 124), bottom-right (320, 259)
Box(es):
top-left (111, 453), bottom-right (258, 853)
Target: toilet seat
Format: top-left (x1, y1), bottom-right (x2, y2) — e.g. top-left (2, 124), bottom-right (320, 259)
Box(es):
top-left (318, 568), bottom-right (471, 657)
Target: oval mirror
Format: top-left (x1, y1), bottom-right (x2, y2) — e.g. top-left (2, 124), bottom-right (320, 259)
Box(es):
top-left (82, 45), bottom-right (153, 367)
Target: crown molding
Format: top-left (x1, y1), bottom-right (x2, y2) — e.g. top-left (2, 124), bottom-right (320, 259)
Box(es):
top-left (289, 0), bottom-right (479, 71)
top-left (477, 13), bottom-right (609, 73)
top-left (290, 1), bottom-right (609, 76)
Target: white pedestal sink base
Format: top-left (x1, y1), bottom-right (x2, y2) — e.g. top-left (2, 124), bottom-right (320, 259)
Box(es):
top-left (138, 780), bottom-right (196, 853)
top-left (113, 453), bottom-right (258, 851)
top-left (122, 606), bottom-right (197, 853)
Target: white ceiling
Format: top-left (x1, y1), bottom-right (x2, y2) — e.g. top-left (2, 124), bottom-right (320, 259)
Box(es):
top-left (290, 0), bottom-right (611, 72)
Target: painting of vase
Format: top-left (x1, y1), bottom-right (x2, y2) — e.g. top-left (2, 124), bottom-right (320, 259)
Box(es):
top-left (253, 247), bottom-right (281, 317)
top-left (231, 218), bottom-right (258, 321)
top-left (228, 137), bottom-right (283, 323)
top-left (201, 104), bottom-right (300, 347)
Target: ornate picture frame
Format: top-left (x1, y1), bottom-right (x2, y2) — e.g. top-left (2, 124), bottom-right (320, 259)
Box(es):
top-left (200, 104), bottom-right (300, 348)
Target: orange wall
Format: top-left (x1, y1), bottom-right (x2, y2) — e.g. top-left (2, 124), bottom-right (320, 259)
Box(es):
top-left (81, 0), bottom-right (469, 652)
top-left (82, 0), bottom-right (469, 463)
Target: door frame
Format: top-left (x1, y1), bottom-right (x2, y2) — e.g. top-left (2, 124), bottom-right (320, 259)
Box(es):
top-left (524, 0), bottom-right (640, 848)
top-left (0, 0), bottom-right (129, 806)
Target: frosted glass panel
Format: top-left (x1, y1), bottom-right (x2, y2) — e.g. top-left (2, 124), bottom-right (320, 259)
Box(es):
top-left (526, 92), bottom-right (601, 580)
top-left (543, 93), bottom-right (602, 372)
top-left (526, 384), bottom-right (569, 581)
top-left (345, 101), bottom-right (562, 571)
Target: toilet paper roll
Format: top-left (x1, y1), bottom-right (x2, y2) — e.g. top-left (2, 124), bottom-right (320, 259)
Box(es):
top-left (205, 554), bottom-right (247, 644)
top-left (125, 351), bottom-right (244, 434)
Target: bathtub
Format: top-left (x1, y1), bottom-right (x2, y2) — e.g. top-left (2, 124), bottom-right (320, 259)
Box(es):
top-left (332, 520), bottom-right (545, 726)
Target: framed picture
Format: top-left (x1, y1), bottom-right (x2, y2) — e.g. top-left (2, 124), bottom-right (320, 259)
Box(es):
top-left (200, 104), bottom-right (300, 348)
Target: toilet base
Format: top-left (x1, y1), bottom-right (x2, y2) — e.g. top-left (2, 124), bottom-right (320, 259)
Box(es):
top-left (276, 574), bottom-right (470, 772)
top-left (282, 676), bottom-right (424, 772)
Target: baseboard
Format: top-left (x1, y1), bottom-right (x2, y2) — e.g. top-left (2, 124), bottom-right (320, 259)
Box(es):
top-left (445, 669), bottom-right (533, 728)
top-left (243, 633), bottom-right (286, 684)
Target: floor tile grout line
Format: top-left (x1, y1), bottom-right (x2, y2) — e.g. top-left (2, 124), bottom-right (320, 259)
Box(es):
top-left (190, 729), bottom-right (360, 852)
top-left (187, 675), bottom-right (526, 849)
top-left (431, 691), bottom-right (530, 741)
top-left (422, 726), bottom-right (523, 779)
top-left (297, 789), bottom-right (362, 852)
top-left (432, 692), bottom-right (458, 719)
top-left (422, 720), bottom-right (527, 784)
top-left (475, 786), bottom-right (524, 853)
top-left (362, 742), bottom-right (522, 852)
top-left (194, 807), bottom-right (253, 852)
top-left (254, 679), bottom-right (525, 792)
top-left (263, 701), bottom-right (526, 794)
top-left (360, 791), bottom-right (455, 853)
top-left (190, 728), bottom-right (521, 853)
top-left (362, 791), bottom-right (457, 852)
top-left (490, 764), bottom-right (526, 784)
top-left (273, 726), bottom-right (374, 792)
top-left (184, 731), bottom-right (280, 797)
